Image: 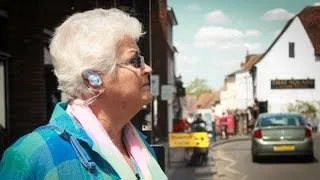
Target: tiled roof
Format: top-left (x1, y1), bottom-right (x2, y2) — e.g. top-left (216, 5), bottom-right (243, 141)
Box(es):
top-left (189, 92), bottom-right (220, 113)
top-left (185, 95), bottom-right (197, 113)
top-left (298, 6), bottom-right (320, 55)
top-left (241, 54), bottom-right (263, 71)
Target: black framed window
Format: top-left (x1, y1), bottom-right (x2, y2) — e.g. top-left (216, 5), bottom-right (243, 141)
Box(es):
top-left (289, 42), bottom-right (295, 58)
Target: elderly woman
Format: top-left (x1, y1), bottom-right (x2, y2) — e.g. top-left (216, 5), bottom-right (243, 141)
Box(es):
top-left (0, 8), bottom-right (167, 180)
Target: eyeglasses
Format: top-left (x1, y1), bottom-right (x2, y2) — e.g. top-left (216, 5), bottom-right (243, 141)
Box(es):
top-left (116, 55), bottom-right (145, 69)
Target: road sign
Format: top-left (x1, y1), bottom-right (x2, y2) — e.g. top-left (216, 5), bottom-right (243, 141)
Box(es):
top-left (161, 85), bottom-right (174, 101)
top-left (151, 75), bottom-right (159, 97)
top-left (168, 132), bottom-right (209, 148)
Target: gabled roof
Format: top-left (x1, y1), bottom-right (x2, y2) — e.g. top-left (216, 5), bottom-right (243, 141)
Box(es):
top-left (298, 6), bottom-right (320, 55)
top-left (252, 6), bottom-right (320, 70)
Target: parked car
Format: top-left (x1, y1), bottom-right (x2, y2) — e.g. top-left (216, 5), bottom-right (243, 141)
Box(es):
top-left (251, 113), bottom-right (314, 162)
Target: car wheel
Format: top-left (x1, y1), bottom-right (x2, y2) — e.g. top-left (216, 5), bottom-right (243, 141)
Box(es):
top-left (305, 154), bottom-right (314, 163)
top-left (252, 155), bottom-right (259, 163)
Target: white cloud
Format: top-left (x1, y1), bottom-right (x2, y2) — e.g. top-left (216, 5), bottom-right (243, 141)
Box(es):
top-left (184, 3), bottom-right (201, 11)
top-left (314, 2), bottom-right (320, 6)
top-left (194, 26), bottom-right (243, 45)
top-left (206, 10), bottom-right (229, 24)
top-left (261, 8), bottom-right (294, 21)
top-left (244, 30), bottom-right (262, 37)
top-left (176, 54), bottom-right (200, 65)
top-left (193, 26), bottom-right (262, 52)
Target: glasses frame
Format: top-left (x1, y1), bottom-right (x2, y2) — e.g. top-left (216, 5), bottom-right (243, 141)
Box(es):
top-left (116, 55), bottom-right (145, 69)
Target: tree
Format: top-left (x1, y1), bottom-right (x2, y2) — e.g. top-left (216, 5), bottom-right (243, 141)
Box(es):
top-left (287, 100), bottom-right (318, 121)
top-left (185, 78), bottom-right (212, 97)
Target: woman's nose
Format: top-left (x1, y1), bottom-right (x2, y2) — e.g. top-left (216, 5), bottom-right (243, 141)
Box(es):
top-left (143, 63), bottom-right (153, 74)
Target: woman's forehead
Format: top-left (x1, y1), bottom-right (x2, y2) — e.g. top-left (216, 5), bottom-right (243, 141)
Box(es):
top-left (116, 36), bottom-right (140, 56)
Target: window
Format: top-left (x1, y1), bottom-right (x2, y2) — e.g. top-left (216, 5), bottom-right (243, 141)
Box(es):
top-left (289, 42), bottom-right (295, 58)
top-left (0, 61), bottom-right (5, 129)
top-left (258, 115), bottom-right (304, 127)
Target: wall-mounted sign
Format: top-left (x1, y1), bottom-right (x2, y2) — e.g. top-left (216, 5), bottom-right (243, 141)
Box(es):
top-left (151, 75), bottom-right (159, 97)
top-left (271, 79), bottom-right (315, 89)
top-left (161, 85), bottom-right (174, 101)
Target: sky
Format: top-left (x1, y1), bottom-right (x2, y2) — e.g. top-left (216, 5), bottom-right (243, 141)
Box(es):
top-left (168, 0), bottom-right (320, 90)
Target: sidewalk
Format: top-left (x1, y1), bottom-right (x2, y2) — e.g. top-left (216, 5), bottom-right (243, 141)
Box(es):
top-left (165, 135), bottom-right (251, 180)
top-left (211, 134), bottom-right (251, 148)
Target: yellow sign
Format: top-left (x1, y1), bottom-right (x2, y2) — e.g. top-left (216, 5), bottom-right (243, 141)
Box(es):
top-left (168, 132), bottom-right (209, 148)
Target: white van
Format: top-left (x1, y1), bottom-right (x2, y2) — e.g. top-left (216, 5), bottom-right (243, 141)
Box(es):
top-left (195, 108), bottom-right (214, 138)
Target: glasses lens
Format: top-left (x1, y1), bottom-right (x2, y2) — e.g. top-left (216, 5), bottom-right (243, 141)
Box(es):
top-left (131, 56), bottom-right (142, 68)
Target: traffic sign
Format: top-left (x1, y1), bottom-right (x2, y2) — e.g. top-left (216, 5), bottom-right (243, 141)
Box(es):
top-left (168, 132), bottom-right (209, 148)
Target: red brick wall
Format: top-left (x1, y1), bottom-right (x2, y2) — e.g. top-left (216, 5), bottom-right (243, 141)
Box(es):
top-left (151, 0), bottom-right (169, 139)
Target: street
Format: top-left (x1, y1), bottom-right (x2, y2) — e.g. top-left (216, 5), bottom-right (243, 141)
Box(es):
top-left (212, 135), bottom-right (320, 180)
top-left (167, 147), bottom-right (217, 180)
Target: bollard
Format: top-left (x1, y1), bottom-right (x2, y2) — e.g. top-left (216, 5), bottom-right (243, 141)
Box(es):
top-left (151, 144), bottom-right (166, 173)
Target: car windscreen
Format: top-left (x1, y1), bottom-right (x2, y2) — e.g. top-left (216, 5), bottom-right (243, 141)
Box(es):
top-left (258, 115), bottom-right (305, 127)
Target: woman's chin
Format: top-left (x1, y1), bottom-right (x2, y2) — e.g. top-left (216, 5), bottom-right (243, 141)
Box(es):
top-left (141, 93), bottom-right (152, 104)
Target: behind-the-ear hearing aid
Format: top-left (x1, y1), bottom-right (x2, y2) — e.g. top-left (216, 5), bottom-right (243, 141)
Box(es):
top-left (83, 71), bottom-right (102, 87)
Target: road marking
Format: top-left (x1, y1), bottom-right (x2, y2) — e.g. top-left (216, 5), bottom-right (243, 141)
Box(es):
top-left (216, 144), bottom-right (248, 180)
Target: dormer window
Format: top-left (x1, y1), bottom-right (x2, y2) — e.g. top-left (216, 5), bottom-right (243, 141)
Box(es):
top-left (289, 42), bottom-right (295, 58)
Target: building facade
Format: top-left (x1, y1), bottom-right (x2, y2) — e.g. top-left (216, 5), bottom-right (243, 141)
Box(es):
top-left (254, 7), bottom-right (320, 113)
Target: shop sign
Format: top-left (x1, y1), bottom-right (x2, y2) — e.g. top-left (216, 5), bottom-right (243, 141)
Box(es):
top-left (271, 79), bottom-right (315, 89)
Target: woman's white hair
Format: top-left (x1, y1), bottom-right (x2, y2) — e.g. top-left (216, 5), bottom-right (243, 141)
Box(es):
top-left (49, 8), bottom-right (143, 102)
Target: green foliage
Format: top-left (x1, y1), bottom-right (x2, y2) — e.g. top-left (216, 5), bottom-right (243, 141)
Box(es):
top-left (185, 78), bottom-right (212, 97)
top-left (287, 100), bottom-right (318, 120)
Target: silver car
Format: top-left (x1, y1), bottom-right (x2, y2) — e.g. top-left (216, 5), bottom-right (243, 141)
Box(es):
top-left (251, 113), bottom-right (314, 162)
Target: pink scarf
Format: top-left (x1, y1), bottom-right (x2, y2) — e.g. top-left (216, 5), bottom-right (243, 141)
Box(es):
top-left (66, 101), bottom-right (167, 180)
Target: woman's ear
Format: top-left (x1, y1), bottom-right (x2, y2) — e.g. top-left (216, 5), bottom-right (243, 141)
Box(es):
top-left (82, 71), bottom-right (103, 88)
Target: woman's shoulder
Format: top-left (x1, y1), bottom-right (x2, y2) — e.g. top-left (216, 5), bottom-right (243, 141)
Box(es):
top-left (3, 126), bottom-right (74, 161)
top-left (0, 126), bottom-right (79, 178)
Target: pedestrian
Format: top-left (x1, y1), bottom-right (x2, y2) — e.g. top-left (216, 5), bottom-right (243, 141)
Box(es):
top-left (220, 112), bottom-right (228, 139)
top-left (0, 8), bottom-right (167, 180)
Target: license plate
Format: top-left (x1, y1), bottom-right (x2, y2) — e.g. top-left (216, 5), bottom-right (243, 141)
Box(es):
top-left (273, 145), bottom-right (295, 151)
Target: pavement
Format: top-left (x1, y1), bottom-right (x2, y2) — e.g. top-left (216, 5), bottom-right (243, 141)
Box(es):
top-left (165, 135), bottom-right (251, 180)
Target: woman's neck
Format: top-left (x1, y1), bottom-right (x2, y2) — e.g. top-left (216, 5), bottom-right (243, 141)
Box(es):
top-left (89, 102), bottom-right (131, 151)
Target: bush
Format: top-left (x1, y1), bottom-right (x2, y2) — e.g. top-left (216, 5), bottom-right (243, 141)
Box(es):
top-left (287, 100), bottom-right (318, 121)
